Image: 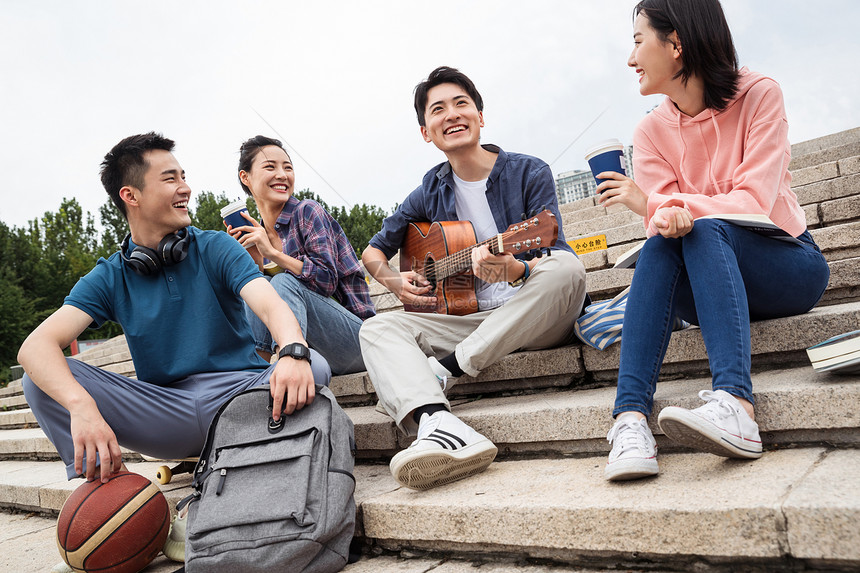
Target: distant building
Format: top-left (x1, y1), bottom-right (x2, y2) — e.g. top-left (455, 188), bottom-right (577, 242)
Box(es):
top-left (555, 146), bottom-right (635, 205)
top-left (555, 169), bottom-right (597, 204)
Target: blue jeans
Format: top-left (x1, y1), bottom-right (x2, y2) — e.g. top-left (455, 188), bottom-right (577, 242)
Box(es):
top-left (247, 272), bottom-right (365, 375)
top-left (613, 219), bottom-right (830, 418)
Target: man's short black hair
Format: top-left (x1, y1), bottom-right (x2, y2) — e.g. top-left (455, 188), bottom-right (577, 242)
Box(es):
top-left (413, 66), bottom-right (484, 127)
top-left (634, 0), bottom-right (739, 111)
top-left (100, 132), bottom-right (175, 219)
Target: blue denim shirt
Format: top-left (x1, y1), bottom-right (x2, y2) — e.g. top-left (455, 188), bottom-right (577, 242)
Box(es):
top-left (369, 144), bottom-right (574, 260)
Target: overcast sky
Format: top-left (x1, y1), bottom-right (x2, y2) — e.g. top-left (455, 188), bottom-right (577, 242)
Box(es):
top-left (2, 0), bottom-right (859, 229)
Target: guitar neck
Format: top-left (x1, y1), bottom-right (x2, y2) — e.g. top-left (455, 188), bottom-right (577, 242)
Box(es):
top-left (431, 235), bottom-right (504, 281)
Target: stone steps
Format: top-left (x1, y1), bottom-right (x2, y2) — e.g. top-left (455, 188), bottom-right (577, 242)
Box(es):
top-left (4, 300), bottom-right (859, 433)
top-left (4, 300), bottom-right (858, 434)
top-left (2, 366), bottom-right (857, 464)
top-left (346, 365), bottom-right (860, 460)
top-left (789, 126), bottom-right (860, 168)
top-left (342, 300), bottom-right (860, 407)
top-left (360, 449), bottom-right (860, 570)
top-left (0, 408), bottom-right (37, 430)
top-left (1, 447), bottom-right (857, 571)
top-left (0, 512), bottom-right (676, 573)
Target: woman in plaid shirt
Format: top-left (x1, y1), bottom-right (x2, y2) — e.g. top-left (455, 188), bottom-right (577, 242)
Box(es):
top-left (226, 135), bottom-right (375, 375)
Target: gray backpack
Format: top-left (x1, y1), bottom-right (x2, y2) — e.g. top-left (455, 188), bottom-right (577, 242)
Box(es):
top-left (178, 384), bottom-right (356, 573)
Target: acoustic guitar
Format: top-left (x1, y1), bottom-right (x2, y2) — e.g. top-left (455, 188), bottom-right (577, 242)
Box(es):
top-left (400, 210), bottom-right (558, 315)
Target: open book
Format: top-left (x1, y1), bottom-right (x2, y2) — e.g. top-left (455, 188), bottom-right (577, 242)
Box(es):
top-left (613, 214), bottom-right (802, 269)
top-left (807, 330), bottom-right (860, 374)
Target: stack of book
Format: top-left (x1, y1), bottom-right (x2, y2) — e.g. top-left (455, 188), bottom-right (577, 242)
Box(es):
top-left (807, 330), bottom-right (860, 374)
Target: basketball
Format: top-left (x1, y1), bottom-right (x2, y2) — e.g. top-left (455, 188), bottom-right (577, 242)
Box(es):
top-left (56, 471), bottom-right (171, 573)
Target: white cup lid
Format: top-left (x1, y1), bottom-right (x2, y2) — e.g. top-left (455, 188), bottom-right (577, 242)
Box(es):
top-left (585, 139), bottom-right (624, 161)
top-left (220, 199), bottom-right (248, 218)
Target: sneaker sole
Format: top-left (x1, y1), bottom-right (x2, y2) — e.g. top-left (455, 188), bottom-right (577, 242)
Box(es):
top-left (658, 407), bottom-right (762, 459)
top-left (605, 457), bottom-right (659, 481)
top-left (162, 535), bottom-right (185, 563)
top-left (390, 439), bottom-right (498, 491)
top-left (162, 516), bottom-right (186, 563)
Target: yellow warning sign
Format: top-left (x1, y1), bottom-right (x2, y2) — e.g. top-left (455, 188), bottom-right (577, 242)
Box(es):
top-left (568, 234), bottom-right (608, 255)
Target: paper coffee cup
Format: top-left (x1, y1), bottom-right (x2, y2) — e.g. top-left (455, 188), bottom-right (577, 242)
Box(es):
top-left (221, 200), bottom-right (250, 237)
top-left (585, 139), bottom-right (627, 189)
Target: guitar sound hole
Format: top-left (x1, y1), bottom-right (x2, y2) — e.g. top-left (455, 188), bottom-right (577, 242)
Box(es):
top-left (423, 256), bottom-right (437, 291)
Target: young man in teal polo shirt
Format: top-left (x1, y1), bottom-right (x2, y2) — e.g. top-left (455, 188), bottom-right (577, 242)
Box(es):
top-left (18, 132), bottom-right (330, 486)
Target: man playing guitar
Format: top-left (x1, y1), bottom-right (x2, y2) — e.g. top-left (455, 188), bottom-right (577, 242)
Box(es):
top-left (360, 66), bottom-right (587, 491)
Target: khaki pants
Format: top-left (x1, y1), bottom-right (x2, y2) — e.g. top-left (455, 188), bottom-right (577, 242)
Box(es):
top-left (359, 251), bottom-right (586, 434)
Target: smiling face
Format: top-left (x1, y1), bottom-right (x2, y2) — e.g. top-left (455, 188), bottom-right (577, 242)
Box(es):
top-left (628, 13), bottom-right (682, 97)
top-left (419, 82), bottom-right (484, 154)
top-left (239, 145), bottom-right (294, 204)
top-left (122, 149), bottom-right (191, 241)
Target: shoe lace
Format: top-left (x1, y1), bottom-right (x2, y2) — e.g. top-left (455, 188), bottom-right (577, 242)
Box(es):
top-left (696, 390), bottom-right (745, 440)
top-left (607, 418), bottom-right (650, 452)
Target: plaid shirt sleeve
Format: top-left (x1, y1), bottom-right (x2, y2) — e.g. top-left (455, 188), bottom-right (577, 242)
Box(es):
top-left (289, 201), bottom-right (341, 297)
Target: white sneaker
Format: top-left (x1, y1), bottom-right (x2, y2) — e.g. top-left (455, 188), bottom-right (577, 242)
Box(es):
top-left (162, 509), bottom-right (187, 562)
top-left (390, 410), bottom-right (497, 490)
top-left (604, 413), bottom-right (659, 481)
top-left (50, 562), bottom-right (73, 573)
top-left (428, 356), bottom-right (454, 391)
top-left (658, 390), bottom-right (762, 459)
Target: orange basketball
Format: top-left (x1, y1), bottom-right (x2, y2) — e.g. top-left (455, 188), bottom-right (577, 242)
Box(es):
top-left (56, 471), bottom-right (170, 573)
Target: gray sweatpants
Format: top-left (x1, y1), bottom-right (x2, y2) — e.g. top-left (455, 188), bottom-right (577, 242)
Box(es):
top-left (359, 250), bottom-right (586, 435)
top-left (22, 352), bottom-right (331, 479)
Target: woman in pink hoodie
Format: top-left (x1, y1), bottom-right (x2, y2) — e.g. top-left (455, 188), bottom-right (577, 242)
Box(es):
top-left (597, 0), bottom-right (830, 482)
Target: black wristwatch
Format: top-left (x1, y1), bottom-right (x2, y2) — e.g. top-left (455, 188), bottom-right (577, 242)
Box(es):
top-left (277, 342), bottom-right (312, 364)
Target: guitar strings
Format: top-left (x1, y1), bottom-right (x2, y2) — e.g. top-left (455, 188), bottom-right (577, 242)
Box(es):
top-left (424, 226), bottom-right (542, 281)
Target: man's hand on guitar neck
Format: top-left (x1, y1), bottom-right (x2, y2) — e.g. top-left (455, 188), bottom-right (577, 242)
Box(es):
top-left (471, 245), bottom-right (527, 284)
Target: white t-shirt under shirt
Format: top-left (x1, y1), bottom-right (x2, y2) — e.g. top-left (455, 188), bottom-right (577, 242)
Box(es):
top-left (452, 172), bottom-right (520, 311)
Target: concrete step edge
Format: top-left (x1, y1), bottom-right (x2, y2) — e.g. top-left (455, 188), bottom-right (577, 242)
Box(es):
top-left (582, 300), bottom-right (860, 378)
top-left (360, 448), bottom-right (860, 565)
top-left (2, 365), bottom-right (858, 461)
top-left (790, 127), bottom-right (860, 160)
top-left (10, 302), bottom-right (860, 435)
top-left (1, 448), bottom-right (857, 566)
top-left (0, 408), bottom-right (37, 430)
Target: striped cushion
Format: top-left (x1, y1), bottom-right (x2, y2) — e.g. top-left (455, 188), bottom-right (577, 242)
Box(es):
top-left (574, 287), bottom-right (629, 350)
top-left (575, 287), bottom-right (690, 350)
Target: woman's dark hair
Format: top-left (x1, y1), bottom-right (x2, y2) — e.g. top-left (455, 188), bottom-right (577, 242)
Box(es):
top-left (237, 135), bottom-right (290, 196)
top-left (413, 66), bottom-right (484, 127)
top-left (635, 0), bottom-right (739, 111)
top-left (100, 132), bottom-right (175, 219)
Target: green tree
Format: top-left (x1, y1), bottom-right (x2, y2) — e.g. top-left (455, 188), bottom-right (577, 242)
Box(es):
top-left (0, 266), bottom-right (36, 380)
top-left (98, 199), bottom-right (128, 258)
top-left (293, 191), bottom-right (387, 255)
top-left (190, 191), bottom-right (260, 231)
top-left (191, 191), bottom-right (231, 231)
top-left (35, 198), bottom-right (100, 311)
top-left (12, 198), bottom-right (122, 347)
top-left (335, 203), bottom-right (388, 254)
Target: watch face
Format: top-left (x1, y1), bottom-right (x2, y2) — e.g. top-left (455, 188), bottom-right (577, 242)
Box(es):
top-left (280, 343), bottom-right (310, 361)
top-left (291, 343), bottom-right (308, 358)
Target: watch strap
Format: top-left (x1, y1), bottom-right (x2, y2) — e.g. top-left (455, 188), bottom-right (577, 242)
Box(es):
top-left (277, 342), bottom-right (312, 364)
